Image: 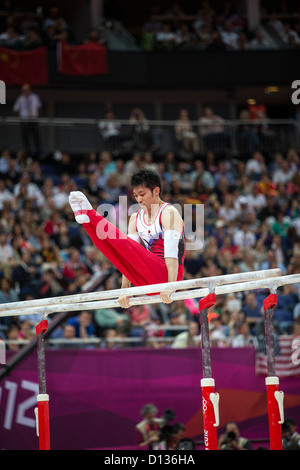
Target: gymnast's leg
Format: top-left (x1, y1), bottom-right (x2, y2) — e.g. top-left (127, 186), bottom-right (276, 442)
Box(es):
top-left (69, 191), bottom-right (169, 287)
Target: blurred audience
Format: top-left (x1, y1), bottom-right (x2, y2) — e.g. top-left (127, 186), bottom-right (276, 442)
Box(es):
top-left (0, 131), bottom-right (299, 352)
top-left (1, 1), bottom-right (299, 52)
top-left (0, 0), bottom-right (299, 351)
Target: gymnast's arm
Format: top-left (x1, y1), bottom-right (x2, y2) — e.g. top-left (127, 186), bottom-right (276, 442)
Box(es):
top-left (160, 205), bottom-right (184, 304)
top-left (118, 212), bottom-right (140, 308)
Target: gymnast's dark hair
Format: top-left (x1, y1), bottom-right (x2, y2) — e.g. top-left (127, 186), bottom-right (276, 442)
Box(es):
top-left (131, 169), bottom-right (162, 194)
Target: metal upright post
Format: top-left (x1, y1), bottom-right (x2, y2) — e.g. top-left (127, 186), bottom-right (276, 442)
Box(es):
top-left (35, 319), bottom-right (50, 450)
top-left (199, 293), bottom-right (220, 451)
top-left (263, 292), bottom-right (284, 450)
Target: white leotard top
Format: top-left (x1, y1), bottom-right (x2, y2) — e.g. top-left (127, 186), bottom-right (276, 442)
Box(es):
top-left (136, 203), bottom-right (185, 266)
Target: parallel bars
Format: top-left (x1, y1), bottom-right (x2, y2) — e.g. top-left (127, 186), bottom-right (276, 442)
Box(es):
top-left (0, 269), bottom-right (299, 451)
top-left (0, 268), bottom-right (282, 315)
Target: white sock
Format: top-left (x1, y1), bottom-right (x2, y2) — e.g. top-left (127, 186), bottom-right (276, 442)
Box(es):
top-left (69, 191), bottom-right (92, 224)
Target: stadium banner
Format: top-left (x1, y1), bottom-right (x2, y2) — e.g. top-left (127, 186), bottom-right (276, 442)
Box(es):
top-left (0, 46), bottom-right (48, 85)
top-left (0, 347), bottom-right (299, 450)
top-left (57, 40), bottom-right (108, 76)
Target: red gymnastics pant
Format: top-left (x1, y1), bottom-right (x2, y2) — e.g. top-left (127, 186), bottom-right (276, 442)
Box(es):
top-left (82, 209), bottom-right (184, 288)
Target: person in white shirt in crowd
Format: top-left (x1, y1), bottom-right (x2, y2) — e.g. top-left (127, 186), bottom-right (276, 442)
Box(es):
top-left (273, 159), bottom-right (295, 185)
top-left (199, 107), bottom-right (230, 151)
top-left (13, 171), bottom-right (45, 208)
top-left (245, 151), bottom-right (267, 182)
top-left (155, 23), bottom-right (176, 50)
top-left (172, 321), bottom-right (201, 349)
top-left (267, 13), bottom-right (284, 35)
top-left (218, 194), bottom-right (240, 223)
top-left (233, 222), bottom-right (256, 249)
top-left (249, 30), bottom-right (271, 50)
top-left (220, 21), bottom-right (239, 49)
top-left (209, 312), bottom-right (229, 347)
top-left (245, 184), bottom-right (267, 211)
top-left (174, 23), bottom-right (197, 49)
top-left (0, 179), bottom-right (14, 210)
top-left (232, 320), bottom-right (258, 348)
top-left (280, 22), bottom-right (300, 46)
top-left (0, 25), bottom-right (24, 48)
top-left (0, 231), bottom-right (14, 263)
top-left (192, 9), bottom-right (205, 36)
top-left (199, 107), bottom-right (226, 137)
top-left (175, 109), bottom-right (199, 155)
top-left (98, 110), bottom-right (122, 152)
top-left (13, 84), bottom-right (42, 156)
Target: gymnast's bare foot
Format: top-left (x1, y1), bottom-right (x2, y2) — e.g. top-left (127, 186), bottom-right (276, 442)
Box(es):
top-left (69, 191), bottom-right (92, 224)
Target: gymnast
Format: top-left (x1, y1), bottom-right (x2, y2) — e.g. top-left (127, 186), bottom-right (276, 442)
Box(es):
top-left (69, 169), bottom-right (185, 308)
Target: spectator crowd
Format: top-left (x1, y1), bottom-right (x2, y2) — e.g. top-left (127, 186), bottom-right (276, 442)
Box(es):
top-left (0, 0), bottom-right (300, 51)
top-left (0, 1), bottom-right (299, 354)
top-left (138, 0), bottom-right (300, 51)
top-left (0, 1), bottom-right (104, 50)
top-left (0, 107), bottom-right (299, 353)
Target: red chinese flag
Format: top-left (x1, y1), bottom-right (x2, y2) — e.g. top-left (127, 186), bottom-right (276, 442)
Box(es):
top-left (58, 40), bottom-right (108, 76)
top-left (0, 46), bottom-right (48, 85)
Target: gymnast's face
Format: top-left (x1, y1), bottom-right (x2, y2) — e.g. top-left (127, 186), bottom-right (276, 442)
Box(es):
top-left (132, 185), bottom-right (160, 210)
